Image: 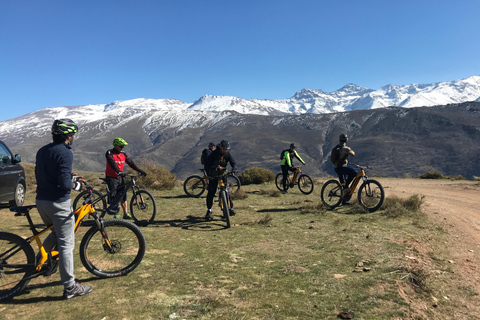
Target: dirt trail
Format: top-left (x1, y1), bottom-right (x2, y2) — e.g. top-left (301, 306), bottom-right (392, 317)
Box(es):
top-left (382, 178), bottom-right (480, 307)
top-left (383, 178), bottom-right (480, 246)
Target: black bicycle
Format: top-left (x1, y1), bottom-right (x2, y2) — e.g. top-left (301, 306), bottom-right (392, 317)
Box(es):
top-left (73, 174), bottom-right (156, 226)
top-left (184, 170), bottom-right (240, 198)
top-left (0, 183), bottom-right (146, 301)
top-left (206, 175), bottom-right (234, 228)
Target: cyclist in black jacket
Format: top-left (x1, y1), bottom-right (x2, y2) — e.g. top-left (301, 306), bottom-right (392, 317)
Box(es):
top-left (204, 140), bottom-right (237, 220)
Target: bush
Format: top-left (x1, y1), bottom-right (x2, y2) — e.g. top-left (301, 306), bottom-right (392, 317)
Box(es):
top-left (231, 188), bottom-right (248, 200)
top-left (418, 171), bottom-right (444, 179)
top-left (128, 159), bottom-right (177, 190)
top-left (446, 175), bottom-right (467, 180)
top-left (239, 167), bottom-right (275, 185)
top-left (381, 195), bottom-right (425, 218)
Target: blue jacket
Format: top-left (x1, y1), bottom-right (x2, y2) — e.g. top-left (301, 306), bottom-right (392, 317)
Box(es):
top-left (35, 142), bottom-right (74, 202)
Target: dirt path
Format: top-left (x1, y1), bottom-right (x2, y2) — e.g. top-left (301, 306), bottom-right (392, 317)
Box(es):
top-left (382, 178), bottom-right (480, 313)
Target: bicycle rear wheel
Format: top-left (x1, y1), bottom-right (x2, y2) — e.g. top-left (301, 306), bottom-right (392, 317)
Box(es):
top-left (227, 175), bottom-right (241, 193)
top-left (298, 174), bottom-right (314, 195)
top-left (275, 173), bottom-right (287, 191)
top-left (79, 219), bottom-right (146, 278)
top-left (183, 175), bottom-right (206, 197)
top-left (358, 179), bottom-right (385, 212)
top-left (73, 190), bottom-right (108, 218)
top-left (220, 191), bottom-right (231, 228)
top-left (320, 180), bottom-right (343, 209)
top-left (130, 190), bottom-right (156, 226)
top-left (0, 232), bottom-right (36, 301)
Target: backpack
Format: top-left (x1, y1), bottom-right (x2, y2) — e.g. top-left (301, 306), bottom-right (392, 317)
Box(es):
top-left (280, 149), bottom-right (289, 160)
top-left (330, 144), bottom-right (342, 165)
top-left (201, 149), bottom-right (208, 165)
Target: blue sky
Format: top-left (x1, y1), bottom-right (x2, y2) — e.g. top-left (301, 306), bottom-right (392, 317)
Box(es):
top-left (1, 0), bottom-right (479, 121)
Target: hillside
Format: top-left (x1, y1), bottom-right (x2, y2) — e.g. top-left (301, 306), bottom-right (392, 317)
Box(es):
top-left (1, 102), bottom-right (479, 180)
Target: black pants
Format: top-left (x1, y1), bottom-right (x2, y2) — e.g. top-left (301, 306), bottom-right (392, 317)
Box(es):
top-left (281, 165), bottom-right (295, 190)
top-left (206, 176), bottom-right (233, 210)
top-left (334, 166), bottom-right (358, 187)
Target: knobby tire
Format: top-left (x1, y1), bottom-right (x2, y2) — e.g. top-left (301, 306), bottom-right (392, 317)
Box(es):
top-left (183, 175), bottom-right (206, 197)
top-left (320, 180), bottom-right (343, 209)
top-left (357, 179), bottom-right (385, 212)
top-left (298, 174), bottom-right (314, 195)
top-left (73, 189), bottom-right (108, 218)
top-left (0, 232), bottom-right (35, 301)
top-left (275, 173), bottom-right (288, 192)
top-left (227, 175), bottom-right (241, 194)
top-left (79, 219), bottom-right (146, 278)
top-left (130, 190), bottom-right (156, 226)
top-left (220, 191), bottom-right (231, 228)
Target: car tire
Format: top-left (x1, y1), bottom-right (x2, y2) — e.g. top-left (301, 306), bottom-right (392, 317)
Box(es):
top-left (9, 182), bottom-right (26, 207)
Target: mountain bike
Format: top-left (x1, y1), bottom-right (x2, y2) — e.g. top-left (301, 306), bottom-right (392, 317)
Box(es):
top-left (73, 174), bottom-right (156, 226)
top-left (0, 183), bottom-right (146, 301)
top-left (211, 175), bottom-right (234, 228)
top-left (183, 169), bottom-right (240, 198)
top-left (320, 164), bottom-right (385, 212)
top-left (275, 166), bottom-right (314, 195)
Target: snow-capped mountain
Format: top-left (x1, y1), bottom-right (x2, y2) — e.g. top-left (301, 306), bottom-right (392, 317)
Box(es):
top-left (1, 75), bottom-right (480, 179)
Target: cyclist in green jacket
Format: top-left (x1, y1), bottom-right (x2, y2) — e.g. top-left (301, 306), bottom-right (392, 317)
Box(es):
top-left (280, 143), bottom-right (305, 193)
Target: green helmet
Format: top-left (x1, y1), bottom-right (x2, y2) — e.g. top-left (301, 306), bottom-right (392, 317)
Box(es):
top-left (113, 137), bottom-right (128, 147)
top-left (339, 134), bottom-right (348, 143)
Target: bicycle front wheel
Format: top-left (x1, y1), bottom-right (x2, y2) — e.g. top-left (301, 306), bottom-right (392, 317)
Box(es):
top-left (358, 179), bottom-right (385, 212)
top-left (320, 180), bottom-right (343, 209)
top-left (227, 175), bottom-right (241, 193)
top-left (220, 191), bottom-right (231, 228)
top-left (79, 219), bottom-right (146, 278)
top-left (73, 190), bottom-right (107, 218)
top-left (275, 173), bottom-right (287, 191)
top-left (130, 190), bottom-right (156, 226)
top-left (0, 232), bottom-right (36, 301)
top-left (298, 174), bottom-right (314, 195)
top-left (183, 175), bottom-right (206, 197)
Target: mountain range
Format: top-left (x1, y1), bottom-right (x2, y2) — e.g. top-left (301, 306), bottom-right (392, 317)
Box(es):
top-left (1, 75), bottom-right (479, 180)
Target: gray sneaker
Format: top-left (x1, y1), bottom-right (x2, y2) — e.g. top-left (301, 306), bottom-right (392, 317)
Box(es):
top-left (63, 282), bottom-right (93, 299)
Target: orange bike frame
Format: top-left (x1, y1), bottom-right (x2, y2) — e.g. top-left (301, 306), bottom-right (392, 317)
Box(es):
top-left (28, 204), bottom-right (97, 271)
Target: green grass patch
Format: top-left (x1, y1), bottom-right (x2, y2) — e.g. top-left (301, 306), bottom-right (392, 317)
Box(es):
top-left (0, 175), bottom-right (473, 319)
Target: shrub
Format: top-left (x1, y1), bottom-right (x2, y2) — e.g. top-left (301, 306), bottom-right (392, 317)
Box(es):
top-left (381, 194), bottom-right (425, 218)
top-left (446, 175), bottom-right (467, 180)
top-left (474, 176), bottom-right (480, 181)
top-left (418, 171), bottom-right (444, 179)
top-left (231, 188), bottom-right (248, 200)
top-left (128, 159), bottom-right (177, 190)
top-left (239, 167), bottom-right (275, 185)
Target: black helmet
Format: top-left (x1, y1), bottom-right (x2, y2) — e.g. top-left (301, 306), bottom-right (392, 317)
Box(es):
top-left (219, 140), bottom-right (230, 149)
top-left (52, 119), bottom-right (78, 136)
top-left (339, 134), bottom-right (348, 142)
top-left (208, 142), bottom-right (215, 148)
top-left (290, 143), bottom-right (296, 149)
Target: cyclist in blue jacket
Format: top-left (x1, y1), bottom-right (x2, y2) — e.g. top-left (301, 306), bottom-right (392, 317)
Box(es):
top-left (35, 119), bottom-right (92, 299)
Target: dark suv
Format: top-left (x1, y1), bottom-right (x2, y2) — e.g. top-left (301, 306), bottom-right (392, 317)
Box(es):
top-left (0, 140), bottom-right (26, 207)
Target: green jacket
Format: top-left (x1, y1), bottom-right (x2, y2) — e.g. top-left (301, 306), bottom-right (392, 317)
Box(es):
top-left (281, 150), bottom-right (305, 167)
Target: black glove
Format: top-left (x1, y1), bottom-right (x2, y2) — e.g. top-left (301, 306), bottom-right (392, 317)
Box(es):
top-left (119, 172), bottom-right (127, 177)
top-left (140, 171), bottom-right (147, 176)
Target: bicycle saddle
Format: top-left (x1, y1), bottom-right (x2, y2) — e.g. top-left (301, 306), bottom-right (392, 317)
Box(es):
top-left (10, 205), bottom-right (37, 215)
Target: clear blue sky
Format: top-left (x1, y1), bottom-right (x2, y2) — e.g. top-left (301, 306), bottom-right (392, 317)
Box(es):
top-left (1, 0), bottom-right (479, 121)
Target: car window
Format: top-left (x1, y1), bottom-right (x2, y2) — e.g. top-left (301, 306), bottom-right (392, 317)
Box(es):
top-left (0, 143), bottom-right (12, 165)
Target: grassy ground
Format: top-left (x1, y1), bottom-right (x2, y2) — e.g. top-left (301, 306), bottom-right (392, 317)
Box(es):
top-left (0, 174), bottom-right (469, 319)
